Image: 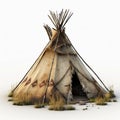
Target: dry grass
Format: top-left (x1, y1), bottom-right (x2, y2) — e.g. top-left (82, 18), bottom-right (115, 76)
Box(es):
top-left (49, 105), bottom-right (75, 111)
top-left (94, 91), bottom-right (115, 105)
top-left (48, 92), bottom-right (65, 111)
top-left (103, 89), bottom-right (116, 103)
top-left (34, 103), bottom-right (45, 108)
top-left (48, 106), bottom-right (65, 111)
top-left (113, 99), bottom-right (117, 102)
top-left (108, 89), bottom-right (115, 98)
top-left (104, 93), bottom-right (112, 102)
top-left (89, 98), bottom-right (95, 103)
top-left (82, 108), bottom-right (88, 110)
top-left (13, 93), bottom-right (32, 106)
top-left (8, 99), bottom-right (13, 101)
top-left (95, 97), bottom-right (107, 105)
top-left (48, 92), bottom-right (75, 111)
top-left (89, 88), bottom-right (116, 105)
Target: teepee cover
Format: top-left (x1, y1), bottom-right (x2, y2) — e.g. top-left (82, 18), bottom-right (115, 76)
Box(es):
top-left (10, 10), bottom-right (108, 105)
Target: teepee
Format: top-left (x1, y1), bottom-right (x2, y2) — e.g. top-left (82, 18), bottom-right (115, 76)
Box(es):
top-left (10, 10), bottom-right (109, 105)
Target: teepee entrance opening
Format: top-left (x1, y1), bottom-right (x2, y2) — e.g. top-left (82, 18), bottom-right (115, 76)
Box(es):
top-left (72, 72), bottom-right (87, 101)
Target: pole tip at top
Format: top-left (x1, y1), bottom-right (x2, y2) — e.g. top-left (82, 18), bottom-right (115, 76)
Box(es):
top-left (48, 9), bottom-right (73, 31)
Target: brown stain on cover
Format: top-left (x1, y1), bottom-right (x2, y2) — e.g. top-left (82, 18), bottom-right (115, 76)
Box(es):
top-left (24, 78), bottom-right (31, 86)
top-left (31, 80), bottom-right (38, 87)
top-left (22, 77), bottom-right (28, 83)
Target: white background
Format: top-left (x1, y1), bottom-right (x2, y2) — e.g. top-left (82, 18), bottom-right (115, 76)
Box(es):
top-left (0, 0), bottom-right (120, 120)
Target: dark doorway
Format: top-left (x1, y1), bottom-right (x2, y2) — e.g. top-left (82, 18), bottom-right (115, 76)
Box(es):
top-left (72, 72), bottom-right (87, 98)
